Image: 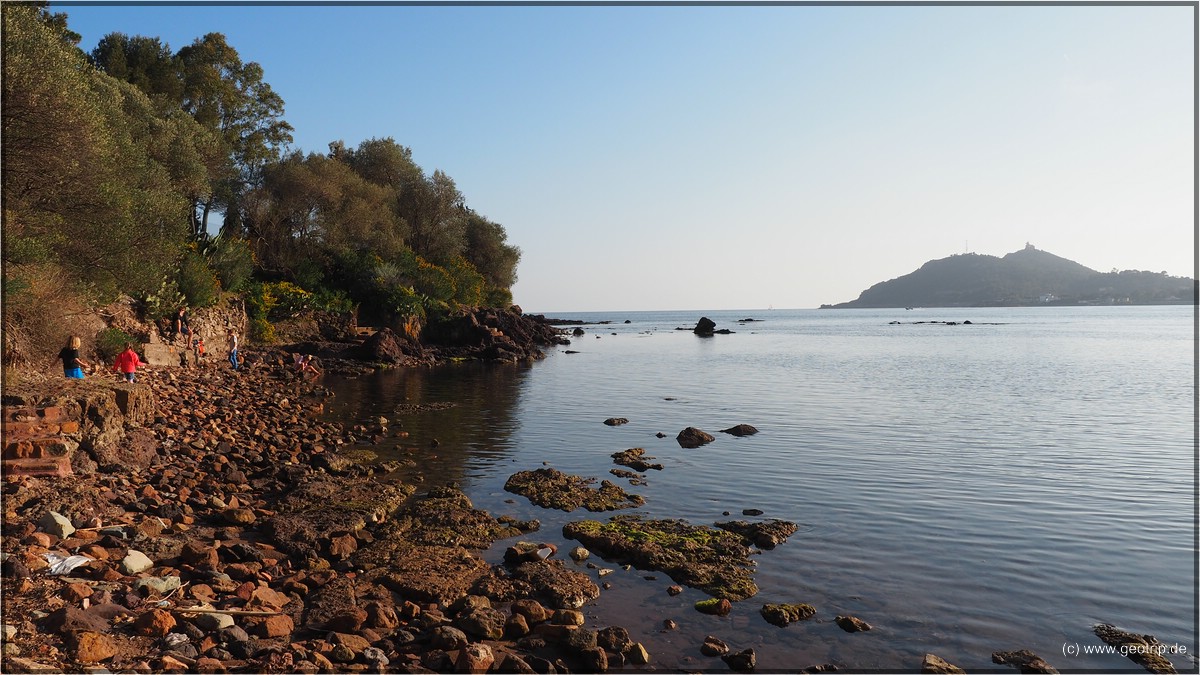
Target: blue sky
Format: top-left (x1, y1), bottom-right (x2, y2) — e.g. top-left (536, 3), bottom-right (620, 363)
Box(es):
top-left (59, 3), bottom-right (1195, 312)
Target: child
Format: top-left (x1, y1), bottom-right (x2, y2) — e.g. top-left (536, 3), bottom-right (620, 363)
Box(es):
top-left (227, 328), bottom-right (239, 371)
top-left (58, 336), bottom-right (91, 379)
top-left (299, 354), bottom-right (322, 378)
top-left (193, 335), bottom-right (206, 363)
top-left (112, 343), bottom-right (145, 383)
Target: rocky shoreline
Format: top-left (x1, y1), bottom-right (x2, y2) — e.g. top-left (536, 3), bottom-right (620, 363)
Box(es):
top-left (1, 351), bottom-right (658, 673)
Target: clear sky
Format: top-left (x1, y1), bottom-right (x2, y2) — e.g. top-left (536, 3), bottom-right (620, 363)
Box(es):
top-left (58, 2), bottom-right (1195, 312)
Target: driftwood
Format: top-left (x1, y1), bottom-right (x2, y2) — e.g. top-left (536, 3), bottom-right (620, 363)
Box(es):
top-left (173, 607), bottom-right (285, 617)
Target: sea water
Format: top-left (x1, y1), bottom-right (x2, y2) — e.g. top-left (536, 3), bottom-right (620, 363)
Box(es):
top-left (322, 305), bottom-right (1196, 672)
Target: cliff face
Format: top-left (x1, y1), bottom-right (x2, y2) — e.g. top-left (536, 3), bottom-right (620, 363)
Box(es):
top-left (825, 246), bottom-right (1195, 308)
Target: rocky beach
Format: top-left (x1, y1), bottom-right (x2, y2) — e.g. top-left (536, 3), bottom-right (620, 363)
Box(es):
top-left (2, 308), bottom-right (1181, 675)
top-left (2, 335), bottom-right (665, 673)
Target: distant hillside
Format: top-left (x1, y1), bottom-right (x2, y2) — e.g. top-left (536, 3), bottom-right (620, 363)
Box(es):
top-left (824, 245), bottom-right (1196, 308)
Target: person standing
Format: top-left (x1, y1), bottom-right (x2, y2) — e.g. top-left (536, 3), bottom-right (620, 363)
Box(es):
top-left (227, 328), bottom-right (239, 371)
top-left (58, 336), bottom-right (91, 379)
top-left (112, 343), bottom-right (145, 383)
top-left (174, 307), bottom-right (191, 345)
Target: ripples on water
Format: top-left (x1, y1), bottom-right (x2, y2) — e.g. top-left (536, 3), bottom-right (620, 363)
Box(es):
top-left (323, 306), bottom-right (1196, 672)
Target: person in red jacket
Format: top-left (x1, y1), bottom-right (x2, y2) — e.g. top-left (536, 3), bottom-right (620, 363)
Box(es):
top-left (112, 343), bottom-right (145, 383)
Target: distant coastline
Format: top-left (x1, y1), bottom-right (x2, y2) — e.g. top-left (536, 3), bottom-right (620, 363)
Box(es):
top-left (822, 245), bottom-right (1195, 309)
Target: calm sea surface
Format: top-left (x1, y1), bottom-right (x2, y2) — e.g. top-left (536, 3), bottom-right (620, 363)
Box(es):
top-left (322, 306), bottom-right (1196, 673)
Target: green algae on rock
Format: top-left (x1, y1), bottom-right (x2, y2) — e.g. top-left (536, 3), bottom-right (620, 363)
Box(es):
top-left (760, 603), bottom-right (816, 627)
top-left (611, 448), bottom-right (663, 472)
top-left (391, 485), bottom-right (525, 549)
top-left (715, 519), bottom-right (799, 550)
top-left (562, 515), bottom-right (759, 600)
top-left (504, 467), bottom-right (645, 512)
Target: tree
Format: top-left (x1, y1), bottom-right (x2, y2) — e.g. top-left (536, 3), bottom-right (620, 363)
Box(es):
top-left (2, 4), bottom-right (193, 298)
top-left (463, 210), bottom-right (521, 290)
top-left (89, 33), bottom-right (182, 114)
top-left (176, 33), bottom-right (292, 238)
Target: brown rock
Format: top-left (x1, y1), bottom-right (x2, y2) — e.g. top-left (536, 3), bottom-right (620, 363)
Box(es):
top-left (456, 643), bottom-right (495, 674)
top-left (324, 607), bottom-right (368, 633)
top-left (64, 582), bottom-right (94, 603)
top-left (365, 602), bottom-right (399, 630)
top-left (223, 508), bottom-right (256, 525)
top-left (922, 653), bottom-right (967, 674)
top-left (254, 613), bottom-right (294, 638)
top-left (134, 608), bottom-right (176, 637)
top-left (676, 427), bottom-right (715, 449)
top-left (328, 534), bottom-right (358, 559)
top-left (835, 615), bottom-right (872, 632)
top-left (248, 585), bottom-right (290, 610)
top-left (45, 606), bottom-right (110, 633)
top-left (180, 541), bottom-right (220, 570)
top-left (196, 657), bottom-right (228, 673)
top-left (992, 650), bottom-right (1059, 674)
top-left (66, 631), bottom-right (116, 663)
top-left (701, 635), bottom-right (730, 657)
top-left (505, 611), bottom-right (531, 638)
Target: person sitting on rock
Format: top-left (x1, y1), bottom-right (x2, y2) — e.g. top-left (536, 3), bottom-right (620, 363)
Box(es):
top-left (112, 342), bottom-right (145, 383)
top-left (57, 335), bottom-right (91, 379)
top-left (298, 354), bottom-right (321, 378)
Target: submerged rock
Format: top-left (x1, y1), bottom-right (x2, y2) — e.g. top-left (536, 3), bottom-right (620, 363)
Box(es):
top-left (760, 603), bottom-right (816, 627)
top-left (603, 418), bottom-right (629, 426)
top-left (835, 615), bottom-right (872, 633)
top-left (715, 519), bottom-right (799, 549)
top-left (719, 424), bottom-right (759, 436)
top-left (562, 515), bottom-right (758, 600)
top-left (611, 448), bottom-right (663, 472)
top-left (991, 649), bottom-right (1059, 673)
top-left (505, 467), bottom-right (645, 512)
top-left (1093, 624), bottom-right (1177, 674)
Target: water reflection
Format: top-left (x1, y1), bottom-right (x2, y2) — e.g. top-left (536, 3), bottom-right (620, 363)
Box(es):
top-left (320, 362), bottom-right (533, 487)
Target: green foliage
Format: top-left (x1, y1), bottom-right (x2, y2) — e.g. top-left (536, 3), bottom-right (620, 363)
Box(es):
top-left (95, 327), bottom-right (134, 361)
top-left (138, 278), bottom-right (186, 322)
top-left (205, 235), bottom-right (254, 291)
top-left (486, 286), bottom-right (514, 308)
top-left (446, 256), bottom-right (486, 307)
top-left (310, 287), bottom-right (354, 314)
top-left (263, 281), bottom-right (311, 318)
top-left (177, 248), bottom-right (220, 307)
top-left (243, 281), bottom-right (275, 321)
top-left (4, 12), bottom-right (520, 333)
top-left (248, 316), bottom-right (275, 344)
top-left (3, 6), bottom-right (192, 300)
top-left (385, 285), bottom-right (428, 320)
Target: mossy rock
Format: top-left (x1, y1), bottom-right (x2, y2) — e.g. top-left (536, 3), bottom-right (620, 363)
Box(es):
top-left (760, 603), bottom-right (816, 627)
top-left (562, 515), bottom-right (758, 600)
top-left (505, 467), bottom-right (645, 512)
top-left (392, 485), bottom-right (523, 549)
top-left (715, 519), bottom-right (799, 550)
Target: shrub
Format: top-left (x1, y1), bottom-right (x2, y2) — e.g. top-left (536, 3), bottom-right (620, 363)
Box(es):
top-left (264, 281), bottom-right (311, 318)
top-left (206, 236), bottom-right (255, 292)
top-left (177, 249), bottom-right (220, 308)
top-left (248, 316), bottom-right (275, 344)
top-left (138, 278), bottom-right (186, 322)
top-left (485, 286), bottom-right (514, 308)
top-left (95, 327), bottom-right (133, 362)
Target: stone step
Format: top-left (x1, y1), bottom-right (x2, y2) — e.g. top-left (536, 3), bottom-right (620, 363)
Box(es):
top-left (3, 436), bottom-right (79, 460)
top-left (2, 456), bottom-right (72, 478)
